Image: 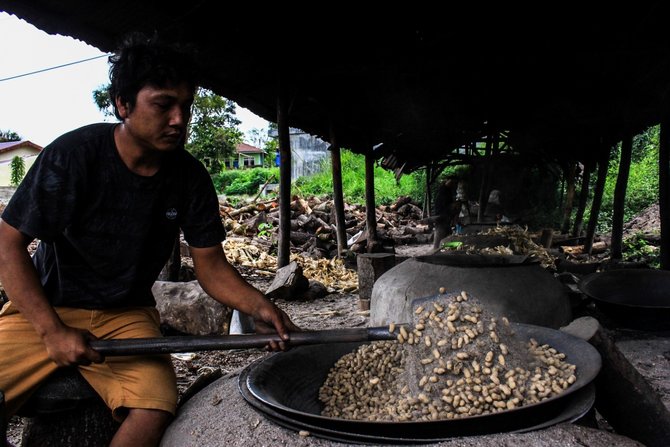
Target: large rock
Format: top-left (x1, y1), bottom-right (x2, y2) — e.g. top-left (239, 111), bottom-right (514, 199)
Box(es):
top-left (370, 257), bottom-right (571, 328)
top-left (265, 261), bottom-right (309, 300)
top-left (152, 281), bottom-right (232, 335)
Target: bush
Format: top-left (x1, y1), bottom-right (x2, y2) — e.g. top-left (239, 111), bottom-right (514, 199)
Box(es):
top-left (212, 167), bottom-right (279, 196)
top-left (623, 233), bottom-right (660, 268)
top-left (10, 156), bottom-right (25, 187)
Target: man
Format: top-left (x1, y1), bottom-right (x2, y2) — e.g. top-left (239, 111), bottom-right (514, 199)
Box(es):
top-left (0, 33), bottom-right (298, 446)
top-left (432, 176), bottom-right (461, 249)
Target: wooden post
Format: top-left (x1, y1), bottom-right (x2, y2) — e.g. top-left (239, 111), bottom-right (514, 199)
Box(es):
top-left (424, 162), bottom-right (433, 218)
top-left (365, 150), bottom-right (378, 251)
top-left (357, 253), bottom-right (395, 310)
top-left (330, 127), bottom-right (347, 257)
top-left (560, 162), bottom-right (577, 234)
top-left (277, 89), bottom-right (291, 268)
top-left (611, 133), bottom-right (633, 260)
top-left (540, 228), bottom-right (554, 249)
top-left (476, 133), bottom-right (493, 222)
top-left (572, 159), bottom-right (593, 237)
top-left (660, 101), bottom-right (670, 270)
top-left (584, 143), bottom-right (610, 255)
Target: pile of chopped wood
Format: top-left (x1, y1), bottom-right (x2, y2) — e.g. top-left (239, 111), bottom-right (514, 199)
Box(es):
top-left (218, 195), bottom-right (431, 259)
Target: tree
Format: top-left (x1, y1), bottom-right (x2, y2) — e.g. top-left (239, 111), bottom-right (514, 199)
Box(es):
top-left (0, 130), bottom-right (21, 142)
top-left (10, 156), bottom-right (25, 186)
top-left (186, 88), bottom-right (243, 174)
top-left (246, 128), bottom-right (267, 149)
top-left (262, 122), bottom-right (279, 168)
top-left (92, 86), bottom-right (115, 117)
top-left (263, 137), bottom-right (278, 168)
top-left (247, 127), bottom-right (278, 168)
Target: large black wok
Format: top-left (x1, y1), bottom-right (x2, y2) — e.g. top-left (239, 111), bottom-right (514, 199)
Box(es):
top-left (239, 323), bottom-right (601, 442)
top-left (579, 268), bottom-right (670, 330)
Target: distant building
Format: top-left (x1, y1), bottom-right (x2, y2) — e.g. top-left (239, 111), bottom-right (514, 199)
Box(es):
top-left (224, 142), bottom-right (266, 169)
top-left (0, 140), bottom-right (42, 186)
top-left (269, 127), bottom-right (329, 179)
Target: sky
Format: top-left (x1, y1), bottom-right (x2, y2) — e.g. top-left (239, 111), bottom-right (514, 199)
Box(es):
top-left (0, 11), bottom-right (269, 148)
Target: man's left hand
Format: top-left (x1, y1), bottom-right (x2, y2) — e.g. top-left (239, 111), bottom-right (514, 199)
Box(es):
top-left (253, 304), bottom-right (301, 351)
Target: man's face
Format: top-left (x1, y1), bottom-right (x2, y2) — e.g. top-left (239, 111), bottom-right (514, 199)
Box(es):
top-left (117, 82), bottom-right (194, 152)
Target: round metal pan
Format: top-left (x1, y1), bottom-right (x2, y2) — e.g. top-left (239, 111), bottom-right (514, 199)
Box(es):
top-left (239, 368), bottom-right (595, 444)
top-left (239, 323), bottom-right (601, 440)
top-left (579, 269), bottom-right (670, 330)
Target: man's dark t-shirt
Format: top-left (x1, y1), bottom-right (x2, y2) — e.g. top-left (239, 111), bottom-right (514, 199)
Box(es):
top-left (1, 123), bottom-right (226, 309)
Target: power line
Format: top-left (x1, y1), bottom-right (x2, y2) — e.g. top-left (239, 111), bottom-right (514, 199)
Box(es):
top-left (0, 53), bottom-right (111, 82)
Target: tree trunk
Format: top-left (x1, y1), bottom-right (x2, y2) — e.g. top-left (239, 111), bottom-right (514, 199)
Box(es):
top-left (611, 133), bottom-right (633, 260)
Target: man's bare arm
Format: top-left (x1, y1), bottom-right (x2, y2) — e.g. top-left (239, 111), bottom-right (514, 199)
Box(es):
top-left (190, 244), bottom-right (299, 350)
top-left (0, 219), bottom-right (102, 365)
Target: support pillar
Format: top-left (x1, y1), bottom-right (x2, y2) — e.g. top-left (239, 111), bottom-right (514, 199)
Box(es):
top-left (277, 89), bottom-right (291, 268)
top-left (660, 101), bottom-right (670, 270)
top-left (365, 151), bottom-right (378, 252)
top-left (330, 128), bottom-right (347, 257)
top-left (585, 143), bottom-right (610, 255)
top-left (611, 133), bottom-right (633, 260)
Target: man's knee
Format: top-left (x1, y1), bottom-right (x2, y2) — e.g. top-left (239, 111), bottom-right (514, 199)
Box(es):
top-left (126, 408), bottom-right (172, 437)
top-left (127, 407), bottom-right (172, 423)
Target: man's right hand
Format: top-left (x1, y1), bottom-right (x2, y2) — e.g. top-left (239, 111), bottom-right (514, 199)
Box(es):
top-left (1, 220), bottom-right (105, 367)
top-left (42, 325), bottom-right (104, 366)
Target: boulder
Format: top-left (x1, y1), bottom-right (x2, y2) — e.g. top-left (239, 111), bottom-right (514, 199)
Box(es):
top-left (152, 281), bottom-right (232, 335)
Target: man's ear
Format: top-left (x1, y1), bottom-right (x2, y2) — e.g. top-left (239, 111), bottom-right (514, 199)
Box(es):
top-left (115, 96), bottom-right (129, 119)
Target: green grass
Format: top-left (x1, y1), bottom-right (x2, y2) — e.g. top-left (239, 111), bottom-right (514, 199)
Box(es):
top-left (294, 150), bottom-right (424, 205)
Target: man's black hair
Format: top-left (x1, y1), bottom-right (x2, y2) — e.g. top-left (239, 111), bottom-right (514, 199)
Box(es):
top-left (107, 32), bottom-right (199, 120)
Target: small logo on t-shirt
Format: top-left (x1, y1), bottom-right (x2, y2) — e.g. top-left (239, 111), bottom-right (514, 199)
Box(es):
top-left (165, 208), bottom-right (178, 220)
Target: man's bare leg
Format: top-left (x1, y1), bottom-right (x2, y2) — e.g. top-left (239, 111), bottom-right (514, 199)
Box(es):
top-left (110, 408), bottom-right (172, 447)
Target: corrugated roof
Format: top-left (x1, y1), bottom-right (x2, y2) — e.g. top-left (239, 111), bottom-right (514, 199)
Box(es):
top-left (0, 140), bottom-right (43, 155)
top-left (236, 143), bottom-right (265, 154)
top-left (0, 2), bottom-right (668, 171)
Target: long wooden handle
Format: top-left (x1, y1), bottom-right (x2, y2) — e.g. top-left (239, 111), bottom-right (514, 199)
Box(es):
top-left (89, 326), bottom-right (400, 356)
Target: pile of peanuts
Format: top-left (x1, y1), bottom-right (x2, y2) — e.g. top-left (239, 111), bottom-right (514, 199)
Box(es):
top-left (319, 290), bottom-right (577, 421)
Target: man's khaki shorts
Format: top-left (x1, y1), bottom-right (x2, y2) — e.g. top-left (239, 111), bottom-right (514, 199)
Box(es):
top-left (0, 302), bottom-right (177, 421)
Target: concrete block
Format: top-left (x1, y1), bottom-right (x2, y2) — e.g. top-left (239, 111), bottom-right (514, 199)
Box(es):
top-left (590, 327), bottom-right (670, 447)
